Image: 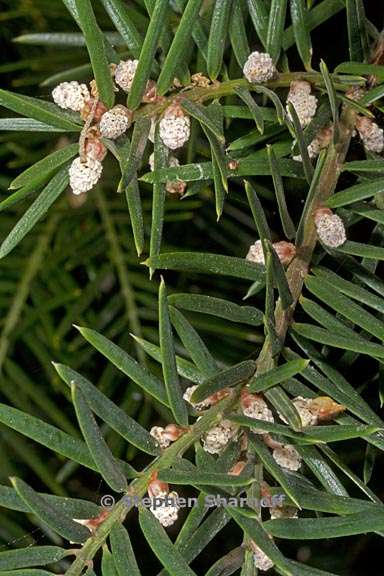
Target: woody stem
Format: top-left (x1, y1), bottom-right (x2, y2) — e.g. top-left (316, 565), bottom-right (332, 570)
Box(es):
top-left (133, 73), bottom-right (363, 120)
top-left (256, 104), bottom-right (357, 373)
top-left (65, 393), bottom-right (237, 576)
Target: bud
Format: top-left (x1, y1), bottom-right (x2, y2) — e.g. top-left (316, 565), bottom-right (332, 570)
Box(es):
top-left (202, 419), bottom-right (239, 454)
top-left (150, 423), bottom-right (187, 449)
top-left (356, 116), bottom-right (384, 153)
top-left (148, 477), bottom-right (169, 498)
top-left (148, 153), bottom-right (186, 195)
top-left (293, 126), bottom-right (333, 162)
top-left (159, 104), bottom-right (190, 150)
top-left (314, 208), bottom-right (346, 248)
top-left (191, 73), bottom-right (211, 88)
top-left (246, 240), bottom-right (296, 266)
top-left (273, 241), bottom-right (296, 265)
top-left (162, 423), bottom-right (188, 442)
top-left (246, 239), bottom-right (264, 264)
top-left (52, 81), bottom-right (90, 112)
top-left (345, 86), bottom-right (365, 102)
top-left (149, 426), bottom-right (171, 449)
top-left (280, 396), bottom-right (345, 426)
top-left (241, 389), bottom-right (274, 434)
top-left (166, 180), bottom-right (186, 195)
top-left (272, 444), bottom-right (302, 471)
top-left (309, 396), bottom-right (346, 422)
top-left (183, 385), bottom-right (212, 411)
top-left (81, 98), bottom-right (108, 123)
top-left (250, 541), bottom-right (274, 572)
top-left (183, 386), bottom-right (231, 412)
top-left (149, 491), bottom-right (179, 527)
top-left (73, 510), bottom-right (109, 533)
top-left (69, 156), bottom-right (103, 195)
top-left (99, 105), bottom-right (132, 139)
top-left (114, 59), bottom-right (139, 93)
top-left (84, 136), bottom-right (107, 162)
top-left (243, 52), bottom-right (277, 84)
top-left (279, 396), bottom-right (318, 427)
top-left (142, 80), bottom-right (158, 103)
top-left (286, 80), bottom-right (317, 128)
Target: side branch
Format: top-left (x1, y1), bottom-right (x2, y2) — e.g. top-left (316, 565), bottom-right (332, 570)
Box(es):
top-left (257, 105), bottom-right (358, 371)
